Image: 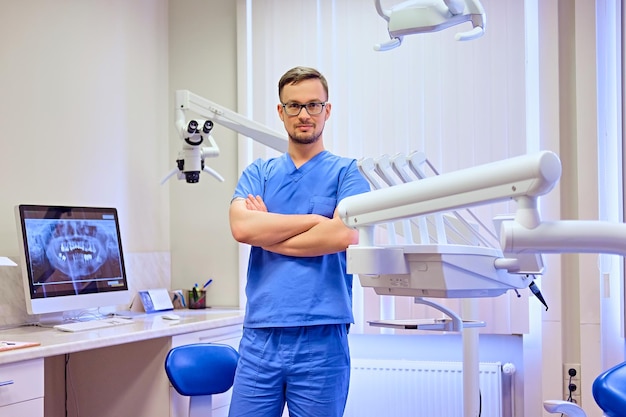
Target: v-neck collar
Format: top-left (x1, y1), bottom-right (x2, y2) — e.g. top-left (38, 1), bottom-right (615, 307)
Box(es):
top-left (285, 150), bottom-right (328, 181)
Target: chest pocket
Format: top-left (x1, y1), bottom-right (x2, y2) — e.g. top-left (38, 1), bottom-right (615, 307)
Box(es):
top-left (309, 196), bottom-right (336, 218)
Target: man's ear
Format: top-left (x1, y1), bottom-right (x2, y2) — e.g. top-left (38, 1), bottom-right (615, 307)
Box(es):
top-left (277, 103), bottom-right (285, 121)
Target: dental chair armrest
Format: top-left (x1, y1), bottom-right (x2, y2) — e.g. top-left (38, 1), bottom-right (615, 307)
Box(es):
top-left (543, 400), bottom-right (587, 417)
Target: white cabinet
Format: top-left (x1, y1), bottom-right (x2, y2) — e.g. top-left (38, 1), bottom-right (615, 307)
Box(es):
top-left (169, 324), bottom-right (242, 417)
top-left (0, 358), bottom-right (44, 417)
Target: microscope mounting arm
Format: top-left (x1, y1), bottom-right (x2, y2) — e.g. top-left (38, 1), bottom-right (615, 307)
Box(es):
top-left (162, 90), bottom-right (288, 184)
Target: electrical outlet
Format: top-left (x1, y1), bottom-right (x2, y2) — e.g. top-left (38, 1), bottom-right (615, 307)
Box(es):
top-left (563, 363), bottom-right (582, 406)
top-left (564, 363), bottom-right (581, 382)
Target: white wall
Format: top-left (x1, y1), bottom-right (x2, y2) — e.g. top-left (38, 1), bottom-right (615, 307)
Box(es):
top-left (0, 0), bottom-right (170, 254)
top-left (0, 0), bottom-right (242, 320)
top-left (167, 0), bottom-right (240, 308)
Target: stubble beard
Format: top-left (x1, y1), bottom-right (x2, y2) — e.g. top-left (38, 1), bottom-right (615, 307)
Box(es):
top-left (289, 130), bottom-right (322, 145)
top-left (289, 135), bottom-right (320, 145)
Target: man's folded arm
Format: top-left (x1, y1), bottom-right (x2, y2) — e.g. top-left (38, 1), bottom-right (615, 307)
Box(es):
top-left (229, 197), bottom-right (325, 247)
top-left (262, 209), bottom-right (358, 257)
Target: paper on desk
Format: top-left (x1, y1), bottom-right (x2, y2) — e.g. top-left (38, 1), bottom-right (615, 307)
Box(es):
top-left (0, 257), bottom-right (16, 266)
top-left (138, 288), bottom-right (174, 312)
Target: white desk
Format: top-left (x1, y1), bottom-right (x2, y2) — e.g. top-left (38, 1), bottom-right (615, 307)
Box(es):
top-left (0, 309), bottom-right (244, 417)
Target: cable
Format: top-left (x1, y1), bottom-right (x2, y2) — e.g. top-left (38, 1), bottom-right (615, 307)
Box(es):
top-left (64, 354), bottom-right (68, 417)
top-left (64, 353), bottom-right (80, 417)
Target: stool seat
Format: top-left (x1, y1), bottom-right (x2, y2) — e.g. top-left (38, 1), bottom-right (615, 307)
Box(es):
top-left (164, 343), bottom-right (239, 417)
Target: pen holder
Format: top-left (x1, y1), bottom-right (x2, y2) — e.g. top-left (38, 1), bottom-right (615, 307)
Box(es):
top-left (188, 290), bottom-right (206, 309)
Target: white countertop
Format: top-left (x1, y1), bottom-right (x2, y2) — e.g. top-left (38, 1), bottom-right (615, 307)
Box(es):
top-left (0, 308), bottom-right (244, 365)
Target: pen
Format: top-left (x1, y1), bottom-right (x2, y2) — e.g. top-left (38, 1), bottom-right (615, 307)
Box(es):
top-left (192, 286), bottom-right (198, 302)
top-left (202, 278), bottom-right (213, 289)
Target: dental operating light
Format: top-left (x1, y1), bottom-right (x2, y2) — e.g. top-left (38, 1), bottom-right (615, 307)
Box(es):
top-left (374, 0), bottom-right (487, 51)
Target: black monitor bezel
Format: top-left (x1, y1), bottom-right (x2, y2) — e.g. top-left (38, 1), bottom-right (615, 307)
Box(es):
top-left (16, 204), bottom-right (129, 312)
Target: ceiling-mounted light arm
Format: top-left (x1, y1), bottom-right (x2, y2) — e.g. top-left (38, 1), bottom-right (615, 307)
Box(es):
top-left (456, 0), bottom-right (486, 41)
top-left (374, 0), bottom-right (487, 51)
top-left (374, 0), bottom-right (391, 22)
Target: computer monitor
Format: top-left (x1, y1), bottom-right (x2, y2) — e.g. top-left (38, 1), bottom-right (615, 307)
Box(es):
top-left (15, 204), bottom-right (131, 317)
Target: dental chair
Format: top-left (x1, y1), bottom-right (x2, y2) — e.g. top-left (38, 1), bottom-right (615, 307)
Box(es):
top-left (544, 361), bottom-right (626, 417)
top-left (164, 343), bottom-right (239, 417)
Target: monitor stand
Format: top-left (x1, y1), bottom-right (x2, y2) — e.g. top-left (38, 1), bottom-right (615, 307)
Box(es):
top-left (35, 308), bottom-right (144, 326)
top-left (106, 310), bottom-right (146, 319)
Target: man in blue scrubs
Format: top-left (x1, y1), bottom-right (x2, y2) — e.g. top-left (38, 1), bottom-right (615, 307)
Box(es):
top-left (228, 66), bottom-right (370, 417)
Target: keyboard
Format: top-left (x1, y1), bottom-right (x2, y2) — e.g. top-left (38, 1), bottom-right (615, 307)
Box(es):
top-left (53, 317), bottom-right (134, 332)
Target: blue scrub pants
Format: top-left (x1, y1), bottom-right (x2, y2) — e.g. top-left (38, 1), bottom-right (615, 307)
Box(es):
top-left (228, 324), bottom-right (350, 417)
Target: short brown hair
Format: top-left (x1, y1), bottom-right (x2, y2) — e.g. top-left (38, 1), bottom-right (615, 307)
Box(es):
top-left (278, 66), bottom-right (329, 101)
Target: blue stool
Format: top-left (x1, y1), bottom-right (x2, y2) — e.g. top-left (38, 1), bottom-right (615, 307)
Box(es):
top-left (164, 343), bottom-right (239, 417)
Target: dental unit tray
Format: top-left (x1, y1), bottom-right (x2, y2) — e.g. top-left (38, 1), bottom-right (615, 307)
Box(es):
top-left (369, 318), bottom-right (485, 331)
top-left (368, 297), bottom-right (485, 332)
top-left (349, 243), bottom-right (532, 299)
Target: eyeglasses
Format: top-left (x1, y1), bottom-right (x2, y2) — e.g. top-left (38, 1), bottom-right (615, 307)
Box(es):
top-left (281, 102), bottom-right (327, 116)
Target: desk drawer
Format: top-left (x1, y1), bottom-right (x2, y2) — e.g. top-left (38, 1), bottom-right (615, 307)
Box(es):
top-left (0, 397), bottom-right (43, 417)
top-left (0, 359), bottom-right (44, 408)
top-left (171, 324), bottom-right (242, 348)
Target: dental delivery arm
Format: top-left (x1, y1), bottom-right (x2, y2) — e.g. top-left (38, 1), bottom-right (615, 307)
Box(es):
top-left (337, 150), bottom-right (626, 280)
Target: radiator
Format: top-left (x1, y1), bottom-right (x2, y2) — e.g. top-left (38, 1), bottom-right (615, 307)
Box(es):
top-left (344, 359), bottom-right (512, 417)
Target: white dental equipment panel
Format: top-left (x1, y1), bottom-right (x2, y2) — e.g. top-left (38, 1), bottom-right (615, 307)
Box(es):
top-left (337, 150), bottom-right (626, 302)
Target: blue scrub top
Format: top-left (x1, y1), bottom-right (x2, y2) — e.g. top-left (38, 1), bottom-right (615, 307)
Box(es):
top-left (233, 150), bottom-right (370, 328)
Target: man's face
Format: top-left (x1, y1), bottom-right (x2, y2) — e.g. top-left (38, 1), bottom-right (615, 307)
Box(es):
top-left (278, 78), bottom-right (331, 145)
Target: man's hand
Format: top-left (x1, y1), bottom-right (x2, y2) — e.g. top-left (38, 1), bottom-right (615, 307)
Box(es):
top-left (244, 195), bottom-right (267, 212)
